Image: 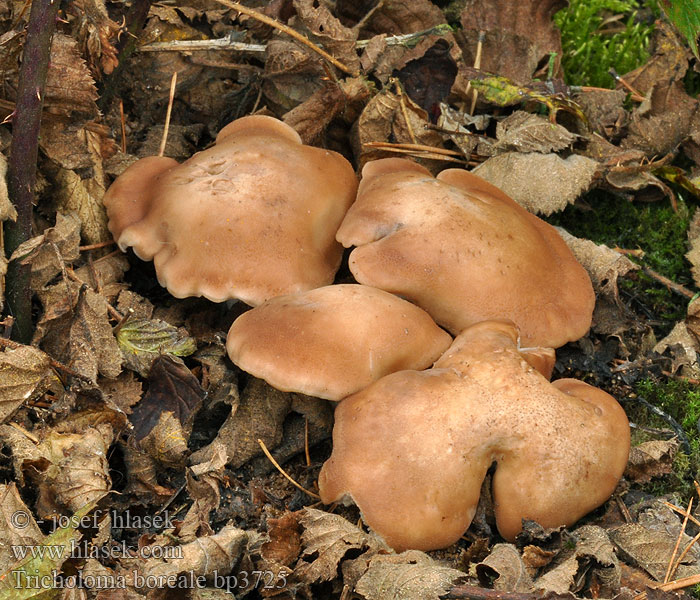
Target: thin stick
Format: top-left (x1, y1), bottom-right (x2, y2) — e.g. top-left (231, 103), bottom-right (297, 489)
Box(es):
top-left (665, 497), bottom-right (692, 583)
top-left (364, 141), bottom-right (464, 156)
top-left (363, 145), bottom-right (468, 163)
top-left (578, 85), bottom-right (645, 103)
top-left (642, 266), bottom-right (695, 299)
top-left (671, 529), bottom-right (700, 581)
top-left (158, 71), bottom-right (178, 158)
top-left (304, 418), bottom-right (311, 467)
top-left (257, 438), bottom-right (320, 500)
top-left (119, 99), bottom-right (127, 153)
top-left (79, 240), bottom-right (116, 252)
top-left (664, 501), bottom-right (700, 529)
top-left (469, 31), bottom-right (484, 115)
top-left (213, 0), bottom-right (358, 76)
top-left (8, 421), bottom-right (39, 444)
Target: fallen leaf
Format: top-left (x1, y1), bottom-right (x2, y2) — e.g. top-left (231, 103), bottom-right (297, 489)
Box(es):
top-left (0, 152), bottom-right (15, 221)
top-left (459, 0), bottom-right (565, 84)
top-left (494, 111), bottom-right (578, 154)
top-left (654, 321), bottom-right (700, 377)
top-left (473, 152), bottom-right (599, 215)
top-left (354, 550), bottom-right (468, 600)
top-left (576, 89), bottom-right (629, 141)
top-left (686, 207), bottom-right (700, 287)
top-left (0, 344), bottom-right (52, 423)
top-left (117, 317), bottom-right (196, 377)
top-left (129, 355), bottom-right (206, 442)
top-left (72, 0), bottom-right (122, 75)
top-left (296, 507), bottom-right (383, 584)
top-left (625, 439), bottom-right (679, 483)
top-left (262, 512), bottom-right (302, 567)
top-left (137, 410), bottom-right (189, 467)
top-left (476, 543), bottom-right (534, 592)
top-left (0, 483), bottom-right (43, 572)
top-left (190, 377), bottom-right (291, 469)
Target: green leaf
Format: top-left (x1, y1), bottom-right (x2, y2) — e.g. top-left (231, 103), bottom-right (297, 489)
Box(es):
top-left (662, 0), bottom-right (700, 58)
top-left (0, 501), bottom-right (98, 600)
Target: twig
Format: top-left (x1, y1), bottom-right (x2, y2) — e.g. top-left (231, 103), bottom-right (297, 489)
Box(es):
top-left (158, 71), bottom-right (178, 158)
top-left (304, 418), bottom-right (311, 468)
top-left (641, 266), bottom-right (695, 299)
top-left (468, 31), bottom-right (485, 115)
top-left (119, 99), bottom-right (127, 153)
top-left (610, 68), bottom-right (644, 100)
top-left (8, 422), bottom-right (39, 444)
top-left (620, 395), bottom-right (691, 454)
top-left (4, 0), bottom-right (61, 343)
top-left (137, 25), bottom-right (453, 53)
top-left (212, 0), bottom-right (358, 76)
top-left (664, 501), bottom-right (700, 529)
top-left (576, 85), bottom-right (645, 103)
top-left (445, 584), bottom-right (560, 600)
top-left (364, 141), bottom-right (464, 156)
top-left (665, 498), bottom-right (692, 583)
top-left (79, 240), bottom-right (116, 252)
top-left (634, 574), bottom-right (700, 600)
top-left (257, 438), bottom-right (320, 500)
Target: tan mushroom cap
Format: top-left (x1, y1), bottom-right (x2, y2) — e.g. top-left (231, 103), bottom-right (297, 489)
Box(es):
top-left (336, 158), bottom-right (595, 347)
top-left (319, 320), bottom-right (629, 551)
top-left (226, 284), bottom-right (452, 401)
top-left (103, 115), bottom-right (358, 304)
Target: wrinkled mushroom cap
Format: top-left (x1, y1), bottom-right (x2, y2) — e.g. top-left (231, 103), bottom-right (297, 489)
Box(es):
top-left (104, 115), bottom-right (358, 304)
top-left (319, 320), bottom-right (629, 551)
top-left (336, 158), bottom-right (595, 347)
top-left (226, 284), bottom-right (452, 401)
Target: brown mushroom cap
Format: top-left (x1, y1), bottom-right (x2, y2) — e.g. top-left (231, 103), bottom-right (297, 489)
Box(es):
top-left (103, 115), bottom-right (358, 304)
top-left (226, 284), bottom-right (452, 401)
top-left (318, 320), bottom-right (629, 551)
top-left (336, 158), bottom-right (595, 347)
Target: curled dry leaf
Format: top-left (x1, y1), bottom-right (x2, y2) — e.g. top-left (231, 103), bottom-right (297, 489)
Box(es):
top-left (129, 355), bottom-right (206, 442)
top-left (625, 439), bottom-right (679, 484)
top-left (0, 343), bottom-right (52, 423)
top-left (190, 378), bottom-right (291, 470)
top-left (354, 550), bottom-right (468, 600)
top-left (12, 211), bottom-right (81, 291)
top-left (686, 208), bottom-right (700, 287)
top-left (576, 89), bottom-right (629, 141)
top-left (141, 524), bottom-right (248, 581)
top-left (473, 152), bottom-right (599, 215)
top-left (555, 228), bottom-right (639, 302)
top-left (458, 0), bottom-right (566, 85)
top-left (494, 111), bottom-right (578, 154)
top-left (295, 508), bottom-right (384, 584)
top-left (137, 410), bottom-right (189, 467)
top-left (25, 424), bottom-right (113, 516)
top-left (534, 526), bottom-right (620, 596)
top-left (353, 88), bottom-right (445, 169)
top-left (117, 317), bottom-right (196, 378)
top-left (262, 512), bottom-right (302, 568)
top-left (72, 0), bottom-right (122, 76)
top-left (654, 320), bottom-right (700, 377)
top-left (476, 544), bottom-right (533, 592)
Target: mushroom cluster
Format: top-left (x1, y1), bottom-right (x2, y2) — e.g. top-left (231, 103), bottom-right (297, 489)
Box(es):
top-left (104, 116), bottom-right (629, 550)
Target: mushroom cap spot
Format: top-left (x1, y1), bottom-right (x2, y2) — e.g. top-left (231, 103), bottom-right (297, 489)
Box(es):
top-left (318, 320), bottom-right (629, 551)
top-left (103, 116), bottom-right (358, 304)
top-left (226, 284), bottom-right (453, 401)
top-left (337, 158), bottom-right (595, 348)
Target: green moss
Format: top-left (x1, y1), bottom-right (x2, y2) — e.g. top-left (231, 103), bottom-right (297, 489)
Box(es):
top-left (555, 0), bottom-right (657, 88)
top-left (548, 191), bottom-right (692, 326)
top-left (630, 378), bottom-right (700, 496)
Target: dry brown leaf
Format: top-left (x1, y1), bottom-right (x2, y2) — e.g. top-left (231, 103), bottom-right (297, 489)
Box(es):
top-left (686, 208), bottom-right (700, 287)
top-left (122, 441), bottom-right (173, 499)
top-left (296, 507), bottom-right (384, 584)
top-left (0, 152), bottom-right (14, 221)
top-left (0, 483), bottom-right (43, 572)
top-left (53, 129), bottom-right (112, 245)
top-left (141, 524), bottom-right (248, 580)
top-left (45, 33), bottom-right (99, 118)
top-left (610, 500), bottom-right (700, 581)
top-left (473, 152), bottom-right (599, 215)
top-left (73, 0), bottom-right (122, 75)
top-left (476, 544), bottom-right (534, 592)
top-left (263, 512), bottom-right (302, 568)
top-left (622, 80), bottom-right (698, 158)
top-left (534, 526), bottom-right (620, 596)
top-left (292, 0), bottom-right (360, 73)
top-left (263, 39), bottom-right (325, 113)
top-left (11, 212), bottom-right (81, 291)
top-left (178, 453), bottom-right (227, 541)
top-left (576, 89), bottom-right (629, 141)
top-left (521, 545), bottom-right (556, 574)
top-left (26, 424), bottom-right (113, 516)
top-left (555, 228), bottom-right (639, 302)
top-left (458, 0), bottom-right (565, 85)
top-left (283, 77), bottom-right (371, 144)
top-left (654, 321), bottom-right (700, 377)
top-left (625, 439), bottom-right (679, 483)
top-left (137, 410), bottom-right (189, 467)
top-left (494, 111), bottom-right (578, 154)
top-left (353, 88), bottom-right (445, 170)
top-left (354, 550), bottom-right (468, 600)
top-left (190, 378), bottom-right (291, 470)
top-left (40, 285), bottom-right (122, 382)
top-left (0, 344), bottom-right (52, 423)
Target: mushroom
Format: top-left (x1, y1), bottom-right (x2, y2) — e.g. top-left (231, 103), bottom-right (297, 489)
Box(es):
top-left (336, 158), bottom-right (595, 347)
top-left (103, 115), bottom-right (358, 304)
top-left (226, 284), bottom-right (452, 401)
top-left (318, 320), bottom-right (629, 551)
